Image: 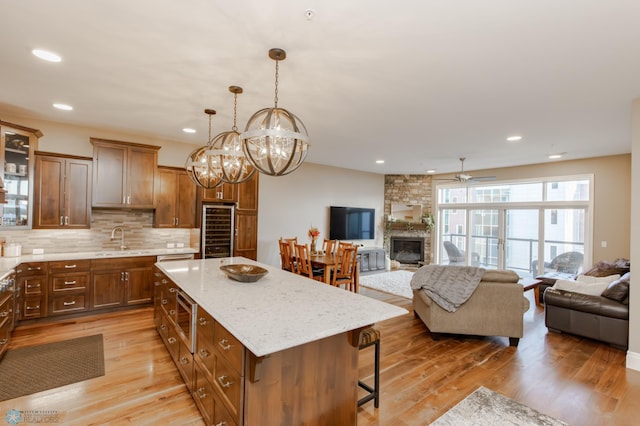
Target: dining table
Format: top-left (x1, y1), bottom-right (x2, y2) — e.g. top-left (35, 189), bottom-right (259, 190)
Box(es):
top-left (310, 252), bottom-right (360, 291)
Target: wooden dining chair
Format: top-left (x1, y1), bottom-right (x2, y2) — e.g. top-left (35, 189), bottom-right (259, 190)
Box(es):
top-left (279, 239), bottom-right (296, 273)
top-left (322, 239), bottom-right (338, 256)
top-left (294, 243), bottom-right (324, 282)
top-left (331, 246), bottom-right (359, 291)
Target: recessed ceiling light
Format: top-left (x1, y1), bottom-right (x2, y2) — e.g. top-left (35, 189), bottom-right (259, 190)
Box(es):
top-left (426, 169), bottom-right (436, 174)
top-left (506, 135), bottom-right (522, 142)
top-left (32, 49), bottom-right (62, 62)
top-left (375, 160), bottom-right (385, 164)
top-left (182, 128), bottom-right (196, 134)
top-left (548, 153), bottom-right (564, 159)
top-left (53, 103), bottom-right (73, 111)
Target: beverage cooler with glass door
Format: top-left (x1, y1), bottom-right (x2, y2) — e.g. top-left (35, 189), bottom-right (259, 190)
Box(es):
top-left (201, 204), bottom-right (235, 259)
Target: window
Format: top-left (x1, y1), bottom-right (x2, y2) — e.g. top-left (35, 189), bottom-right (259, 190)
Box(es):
top-left (437, 176), bottom-right (592, 276)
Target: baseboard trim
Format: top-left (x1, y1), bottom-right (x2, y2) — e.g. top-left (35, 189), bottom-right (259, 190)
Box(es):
top-left (626, 350), bottom-right (640, 371)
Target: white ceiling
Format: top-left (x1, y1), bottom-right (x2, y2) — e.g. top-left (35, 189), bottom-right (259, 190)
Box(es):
top-left (2, 0), bottom-right (639, 175)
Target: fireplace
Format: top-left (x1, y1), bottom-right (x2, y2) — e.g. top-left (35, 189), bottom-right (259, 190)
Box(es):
top-left (390, 237), bottom-right (424, 264)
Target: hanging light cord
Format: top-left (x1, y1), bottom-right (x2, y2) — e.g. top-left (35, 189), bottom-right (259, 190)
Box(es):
top-left (207, 113), bottom-right (213, 145)
top-left (232, 91), bottom-right (238, 132)
top-left (274, 59), bottom-right (280, 108)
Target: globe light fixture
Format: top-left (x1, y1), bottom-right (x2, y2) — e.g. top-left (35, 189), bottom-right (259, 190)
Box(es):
top-left (185, 109), bottom-right (224, 189)
top-left (209, 86), bottom-right (256, 184)
top-left (242, 48), bottom-right (310, 176)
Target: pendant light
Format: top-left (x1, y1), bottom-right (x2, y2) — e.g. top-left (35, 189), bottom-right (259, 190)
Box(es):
top-left (185, 109), bottom-right (224, 189)
top-left (242, 48), bottom-right (310, 176)
top-left (209, 86), bottom-right (256, 184)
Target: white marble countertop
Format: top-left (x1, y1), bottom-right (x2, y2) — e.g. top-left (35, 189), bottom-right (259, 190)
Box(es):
top-left (0, 247), bottom-right (198, 278)
top-left (156, 257), bottom-right (408, 357)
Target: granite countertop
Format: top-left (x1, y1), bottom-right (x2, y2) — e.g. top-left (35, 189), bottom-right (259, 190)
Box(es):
top-left (0, 247), bottom-right (198, 279)
top-left (157, 257), bottom-right (408, 357)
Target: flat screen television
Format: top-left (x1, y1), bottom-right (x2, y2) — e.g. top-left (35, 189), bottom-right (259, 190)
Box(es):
top-left (329, 206), bottom-right (375, 240)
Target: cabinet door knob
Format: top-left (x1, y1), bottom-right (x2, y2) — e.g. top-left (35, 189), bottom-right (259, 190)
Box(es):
top-left (198, 348), bottom-right (210, 358)
top-left (196, 387), bottom-right (207, 399)
top-left (167, 337), bottom-right (177, 344)
top-left (218, 338), bottom-right (232, 351)
top-left (217, 375), bottom-right (233, 388)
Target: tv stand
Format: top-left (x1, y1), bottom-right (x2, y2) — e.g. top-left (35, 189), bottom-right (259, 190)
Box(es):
top-left (358, 248), bottom-right (386, 275)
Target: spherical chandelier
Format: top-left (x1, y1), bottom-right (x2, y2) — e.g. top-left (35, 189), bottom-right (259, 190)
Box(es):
top-left (242, 48), bottom-right (310, 177)
top-left (209, 86), bottom-right (256, 184)
top-left (185, 109), bottom-right (224, 189)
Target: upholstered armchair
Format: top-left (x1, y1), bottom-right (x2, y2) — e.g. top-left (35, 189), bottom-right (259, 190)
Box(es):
top-left (413, 269), bottom-right (530, 346)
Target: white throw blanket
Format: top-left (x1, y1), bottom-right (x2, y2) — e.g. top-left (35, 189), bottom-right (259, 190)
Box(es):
top-left (410, 265), bottom-right (486, 312)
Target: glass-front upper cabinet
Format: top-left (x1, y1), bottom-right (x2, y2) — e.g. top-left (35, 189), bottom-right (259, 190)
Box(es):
top-left (0, 120), bottom-right (41, 228)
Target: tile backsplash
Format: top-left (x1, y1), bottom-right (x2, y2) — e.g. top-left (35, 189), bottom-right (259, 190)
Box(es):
top-left (1, 209), bottom-right (198, 255)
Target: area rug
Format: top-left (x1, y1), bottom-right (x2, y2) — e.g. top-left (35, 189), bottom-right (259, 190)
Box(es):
top-left (359, 270), bottom-right (414, 299)
top-left (0, 334), bottom-right (105, 402)
top-left (430, 386), bottom-right (568, 425)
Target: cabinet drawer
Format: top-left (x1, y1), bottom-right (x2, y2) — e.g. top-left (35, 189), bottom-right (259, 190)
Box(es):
top-left (214, 321), bottom-right (243, 373)
top-left (197, 308), bottom-right (214, 348)
top-left (51, 273), bottom-right (89, 292)
top-left (17, 262), bottom-right (47, 277)
top-left (177, 339), bottom-right (194, 391)
top-left (23, 278), bottom-right (45, 295)
top-left (195, 336), bottom-right (215, 379)
top-left (0, 296), bottom-right (12, 328)
top-left (49, 259), bottom-right (91, 273)
top-left (193, 361), bottom-right (214, 425)
top-left (214, 395), bottom-right (237, 426)
top-left (213, 349), bottom-right (242, 421)
top-left (22, 296), bottom-right (44, 319)
top-left (50, 294), bottom-right (88, 315)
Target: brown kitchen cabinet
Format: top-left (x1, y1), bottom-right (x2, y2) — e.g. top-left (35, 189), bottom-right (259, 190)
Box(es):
top-left (48, 259), bottom-right (91, 316)
top-left (155, 166), bottom-right (197, 228)
top-left (16, 262), bottom-right (47, 320)
top-left (234, 172), bottom-right (259, 260)
top-left (202, 182), bottom-right (236, 203)
top-left (33, 152), bottom-right (92, 229)
top-left (0, 274), bottom-right (16, 360)
top-left (91, 138), bottom-right (160, 209)
top-left (91, 256), bottom-right (155, 309)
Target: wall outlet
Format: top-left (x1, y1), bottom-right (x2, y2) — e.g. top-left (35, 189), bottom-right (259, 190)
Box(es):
top-left (176, 242), bottom-right (185, 248)
top-left (32, 248), bottom-right (45, 255)
top-left (166, 242), bottom-right (175, 249)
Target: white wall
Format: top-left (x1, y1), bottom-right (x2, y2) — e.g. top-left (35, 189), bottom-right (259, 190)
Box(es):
top-left (257, 162), bottom-right (385, 267)
top-left (627, 99), bottom-right (640, 371)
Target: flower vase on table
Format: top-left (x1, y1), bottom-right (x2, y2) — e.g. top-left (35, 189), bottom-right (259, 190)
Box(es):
top-left (308, 226), bottom-right (320, 255)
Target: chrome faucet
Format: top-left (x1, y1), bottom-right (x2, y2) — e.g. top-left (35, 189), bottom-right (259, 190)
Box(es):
top-left (110, 226), bottom-right (127, 250)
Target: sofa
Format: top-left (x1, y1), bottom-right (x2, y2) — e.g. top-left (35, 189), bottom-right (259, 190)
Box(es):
top-left (544, 260), bottom-right (630, 349)
top-left (412, 269), bottom-right (530, 346)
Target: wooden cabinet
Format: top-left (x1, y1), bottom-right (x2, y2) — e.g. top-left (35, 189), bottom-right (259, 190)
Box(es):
top-left (359, 248), bottom-right (386, 274)
top-left (91, 256), bottom-right (155, 309)
top-left (48, 260), bottom-right (91, 316)
top-left (202, 182), bottom-right (236, 203)
top-left (91, 138), bottom-right (160, 209)
top-left (0, 120), bottom-right (42, 227)
top-left (33, 153), bottom-right (92, 229)
top-left (234, 173), bottom-right (259, 260)
top-left (16, 262), bottom-right (47, 320)
top-left (155, 166), bottom-right (197, 228)
top-left (0, 275), bottom-right (15, 359)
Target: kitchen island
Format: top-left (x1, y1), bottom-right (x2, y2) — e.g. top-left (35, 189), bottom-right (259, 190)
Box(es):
top-left (155, 257), bottom-right (408, 425)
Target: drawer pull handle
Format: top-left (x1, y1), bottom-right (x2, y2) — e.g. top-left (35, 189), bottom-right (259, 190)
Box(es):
top-left (0, 339), bottom-right (7, 345)
top-left (218, 338), bottom-right (231, 351)
top-left (180, 356), bottom-right (190, 365)
top-left (64, 281), bottom-right (77, 285)
top-left (214, 422), bottom-right (227, 426)
top-left (197, 387), bottom-right (207, 399)
top-left (169, 288), bottom-right (177, 293)
top-left (160, 325), bottom-right (167, 331)
top-left (169, 309), bottom-right (176, 316)
top-left (161, 299), bottom-right (168, 305)
top-left (63, 300), bottom-right (77, 306)
top-left (0, 311), bottom-right (8, 317)
top-left (27, 284), bottom-right (40, 289)
top-left (167, 337), bottom-right (177, 344)
top-left (26, 306), bottom-right (40, 310)
top-left (64, 264), bottom-right (77, 269)
top-left (217, 375), bottom-right (233, 388)
top-left (27, 267), bottom-right (42, 271)
top-left (199, 317), bottom-right (207, 326)
top-left (161, 279), bottom-right (168, 284)
top-left (198, 348), bottom-right (209, 358)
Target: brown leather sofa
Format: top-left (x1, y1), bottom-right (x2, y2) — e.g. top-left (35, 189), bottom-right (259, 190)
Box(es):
top-left (544, 269), bottom-right (630, 350)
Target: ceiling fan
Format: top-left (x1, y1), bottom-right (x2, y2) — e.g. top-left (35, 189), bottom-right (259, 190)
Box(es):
top-left (436, 157), bottom-right (496, 183)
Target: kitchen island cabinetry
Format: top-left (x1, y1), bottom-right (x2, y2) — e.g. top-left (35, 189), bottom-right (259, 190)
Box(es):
top-left (91, 138), bottom-right (159, 209)
top-left (155, 166), bottom-right (197, 228)
top-left (33, 152), bottom-right (92, 229)
top-left (155, 257), bottom-right (407, 425)
top-left (91, 256), bottom-right (155, 309)
top-left (0, 275), bottom-right (15, 359)
top-left (48, 259), bottom-right (91, 316)
top-left (16, 262), bottom-right (47, 320)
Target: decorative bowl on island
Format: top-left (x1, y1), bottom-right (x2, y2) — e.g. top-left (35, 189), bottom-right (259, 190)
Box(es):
top-left (220, 264), bottom-right (269, 282)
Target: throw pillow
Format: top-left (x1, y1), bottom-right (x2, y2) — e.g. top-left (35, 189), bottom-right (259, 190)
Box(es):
top-left (552, 278), bottom-right (611, 296)
top-left (576, 274), bottom-right (620, 284)
top-left (601, 272), bottom-right (631, 303)
top-left (583, 258), bottom-right (630, 277)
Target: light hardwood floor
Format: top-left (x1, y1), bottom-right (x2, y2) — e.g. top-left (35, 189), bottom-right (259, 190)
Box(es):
top-left (1, 289), bottom-right (639, 425)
